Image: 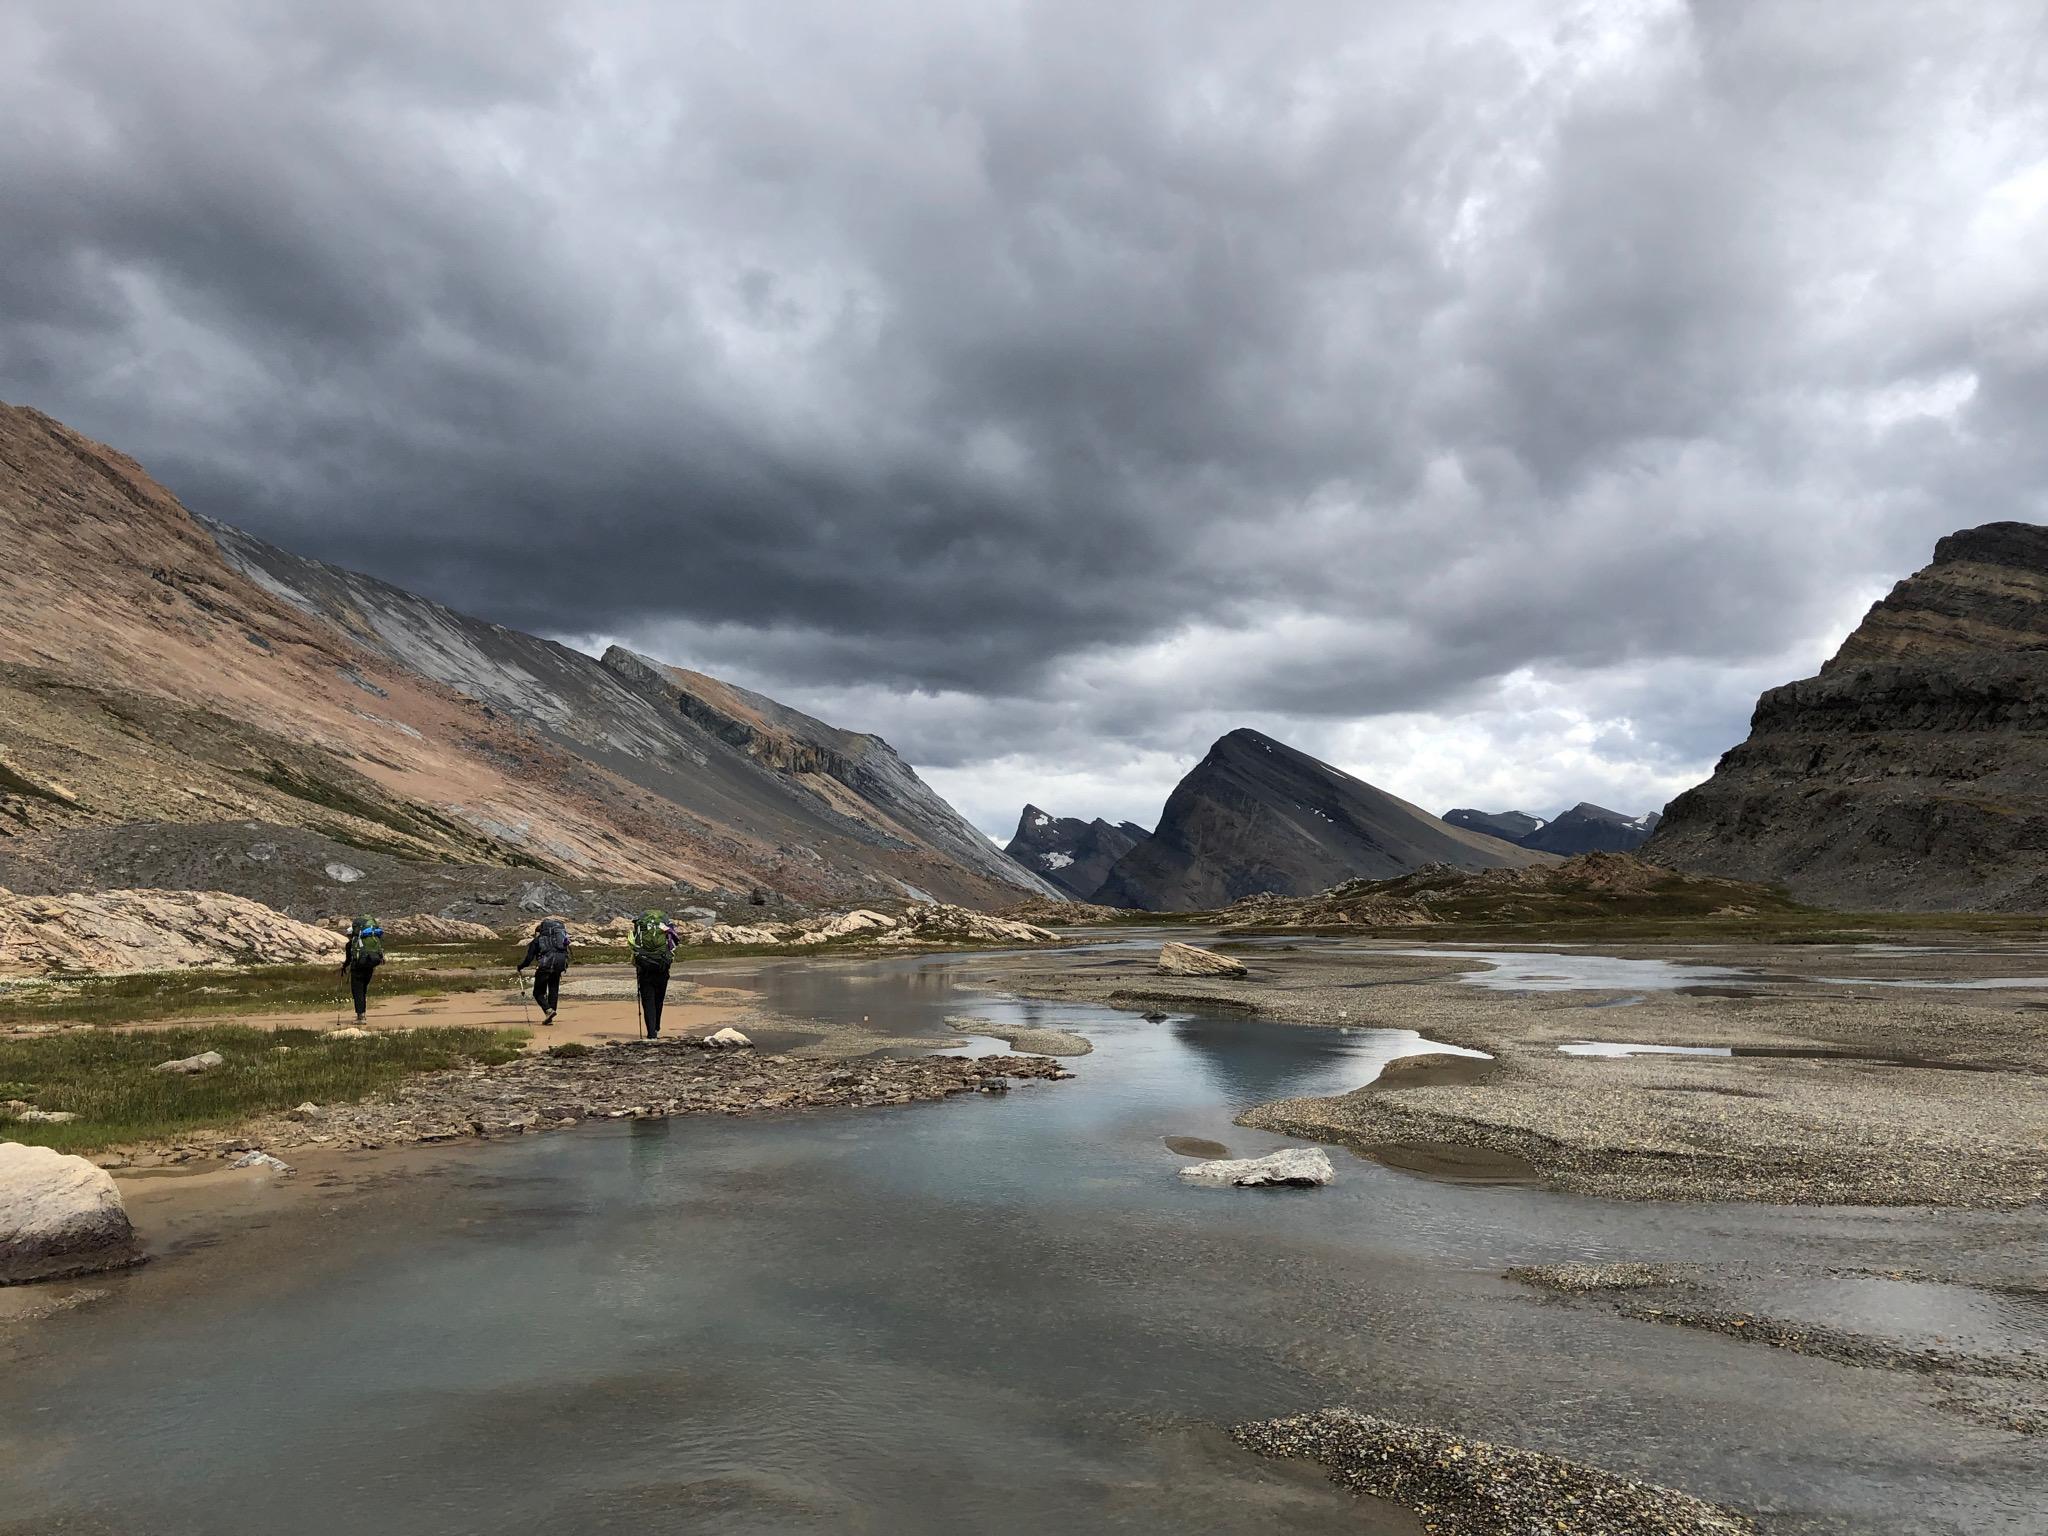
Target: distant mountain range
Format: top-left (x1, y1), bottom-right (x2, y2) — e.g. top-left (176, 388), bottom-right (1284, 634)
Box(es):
top-left (1002, 807), bottom-right (1151, 900)
top-left (1059, 729), bottom-right (1552, 910)
top-left (1446, 803), bottom-right (1661, 855)
top-left (0, 402), bottom-right (1059, 918)
top-left (1649, 521), bottom-right (2048, 910)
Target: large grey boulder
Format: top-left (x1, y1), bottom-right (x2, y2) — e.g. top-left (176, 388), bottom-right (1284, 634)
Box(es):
top-left (1158, 941), bottom-right (1249, 978)
top-left (152, 1050), bottom-right (224, 1075)
top-left (1, 1142), bottom-right (146, 1284)
top-left (1179, 1147), bottom-right (1333, 1188)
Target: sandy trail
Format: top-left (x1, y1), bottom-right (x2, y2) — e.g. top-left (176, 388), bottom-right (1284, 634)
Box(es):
top-left (82, 967), bottom-right (758, 1049)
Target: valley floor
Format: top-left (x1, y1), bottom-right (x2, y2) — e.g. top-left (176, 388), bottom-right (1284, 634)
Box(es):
top-left (5, 931), bottom-right (2046, 1533)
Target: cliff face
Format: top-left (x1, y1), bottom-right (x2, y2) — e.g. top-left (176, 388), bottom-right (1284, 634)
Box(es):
top-left (1002, 806), bottom-right (1147, 900)
top-left (1094, 729), bottom-right (1551, 911)
top-left (0, 400), bottom-right (1054, 913)
top-left (1648, 521), bottom-right (2048, 910)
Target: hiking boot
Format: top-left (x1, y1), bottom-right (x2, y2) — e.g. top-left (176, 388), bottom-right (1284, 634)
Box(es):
top-left (542, 1010), bottom-right (556, 1025)
top-left (355, 1014), bottom-right (366, 1024)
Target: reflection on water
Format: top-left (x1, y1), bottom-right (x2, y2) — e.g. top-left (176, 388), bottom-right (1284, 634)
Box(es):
top-left (1739, 1275), bottom-right (2048, 1355)
top-left (1389, 949), bottom-right (1756, 992)
top-left (3, 952), bottom-right (2042, 1535)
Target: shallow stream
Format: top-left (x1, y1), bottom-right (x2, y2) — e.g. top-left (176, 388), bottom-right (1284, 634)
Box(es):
top-left (3, 951), bottom-right (2044, 1534)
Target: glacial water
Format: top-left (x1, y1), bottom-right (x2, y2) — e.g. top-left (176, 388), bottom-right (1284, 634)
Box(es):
top-left (4, 951), bottom-right (2044, 1534)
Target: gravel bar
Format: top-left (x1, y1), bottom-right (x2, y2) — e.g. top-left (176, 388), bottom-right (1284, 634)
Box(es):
top-left (1233, 1408), bottom-right (1754, 1535)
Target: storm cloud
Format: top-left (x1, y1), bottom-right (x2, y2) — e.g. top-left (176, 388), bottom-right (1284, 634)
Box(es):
top-left (4, 1), bottom-right (2045, 836)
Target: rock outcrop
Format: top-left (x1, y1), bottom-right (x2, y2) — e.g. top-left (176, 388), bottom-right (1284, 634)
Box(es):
top-left (1001, 805), bottom-right (1149, 900)
top-left (379, 914), bottom-right (502, 943)
top-left (1095, 729), bottom-right (1552, 911)
top-left (696, 903), bottom-right (1057, 948)
top-left (1649, 522), bottom-right (2048, 909)
top-left (1178, 1147), bottom-right (1334, 1187)
top-left (1158, 941), bottom-right (1249, 978)
top-left (0, 887), bottom-right (345, 978)
top-left (0, 1143), bottom-right (146, 1285)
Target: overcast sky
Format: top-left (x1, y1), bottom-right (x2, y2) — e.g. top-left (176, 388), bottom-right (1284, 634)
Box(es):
top-left (5, 2), bottom-right (2045, 840)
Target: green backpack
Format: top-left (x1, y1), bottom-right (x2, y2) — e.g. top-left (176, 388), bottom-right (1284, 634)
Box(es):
top-left (631, 909), bottom-right (671, 968)
top-left (351, 916), bottom-right (385, 968)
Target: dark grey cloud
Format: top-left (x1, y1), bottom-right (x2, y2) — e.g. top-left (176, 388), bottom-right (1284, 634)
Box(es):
top-left (4, 0), bottom-right (2045, 834)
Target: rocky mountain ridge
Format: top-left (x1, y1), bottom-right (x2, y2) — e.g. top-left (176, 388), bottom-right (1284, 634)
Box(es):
top-left (1445, 803), bottom-right (1659, 854)
top-left (1093, 729), bottom-right (1551, 911)
top-left (1649, 520), bottom-right (2048, 909)
top-left (1001, 805), bottom-right (1150, 900)
top-left (0, 401), bottom-right (1057, 917)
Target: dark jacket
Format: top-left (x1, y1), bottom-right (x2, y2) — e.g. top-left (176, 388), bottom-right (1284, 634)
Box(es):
top-left (520, 926), bottom-right (572, 973)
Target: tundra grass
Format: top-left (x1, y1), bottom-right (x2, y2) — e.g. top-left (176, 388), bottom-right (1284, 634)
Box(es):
top-left (0, 1025), bottom-right (528, 1153)
top-left (0, 960), bottom-right (509, 1029)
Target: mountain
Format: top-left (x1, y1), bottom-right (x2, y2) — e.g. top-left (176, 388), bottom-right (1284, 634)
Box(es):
top-left (1002, 806), bottom-right (1149, 899)
top-left (1519, 803), bottom-right (1661, 854)
top-left (0, 401), bottom-right (1058, 917)
top-left (1648, 521), bottom-right (2048, 910)
top-left (1443, 808), bottom-right (1547, 842)
top-left (1093, 729), bottom-right (1552, 911)
top-left (1445, 804), bottom-right (1659, 853)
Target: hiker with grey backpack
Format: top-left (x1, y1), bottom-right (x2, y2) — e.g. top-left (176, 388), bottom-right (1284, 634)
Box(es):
top-left (340, 916), bottom-right (385, 1025)
top-left (630, 909), bottom-right (681, 1038)
top-left (518, 918), bottom-right (572, 1026)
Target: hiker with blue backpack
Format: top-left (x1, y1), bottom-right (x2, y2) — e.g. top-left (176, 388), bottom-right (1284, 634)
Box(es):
top-left (340, 916), bottom-right (385, 1025)
top-left (518, 918), bottom-right (572, 1025)
top-left (630, 909), bottom-right (681, 1038)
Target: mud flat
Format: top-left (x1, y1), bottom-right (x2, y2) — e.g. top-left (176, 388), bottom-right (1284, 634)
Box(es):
top-left (984, 935), bottom-right (2048, 1206)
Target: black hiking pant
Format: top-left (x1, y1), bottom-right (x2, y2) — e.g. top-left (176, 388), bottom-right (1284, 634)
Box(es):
top-left (533, 965), bottom-right (564, 1017)
top-left (634, 958), bottom-right (670, 1038)
top-left (347, 962), bottom-right (377, 1019)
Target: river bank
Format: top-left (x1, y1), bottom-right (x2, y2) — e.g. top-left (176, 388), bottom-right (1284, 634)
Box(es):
top-left (981, 935), bottom-right (2048, 1207)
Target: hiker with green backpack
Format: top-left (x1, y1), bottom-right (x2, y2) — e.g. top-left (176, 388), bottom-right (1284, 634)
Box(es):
top-left (630, 909), bottom-right (682, 1038)
top-left (340, 916), bottom-right (385, 1025)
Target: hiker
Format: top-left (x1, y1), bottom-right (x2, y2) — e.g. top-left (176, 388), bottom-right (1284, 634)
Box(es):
top-left (630, 909), bottom-right (682, 1038)
top-left (518, 917), bottom-right (572, 1025)
top-left (339, 915), bottom-right (385, 1024)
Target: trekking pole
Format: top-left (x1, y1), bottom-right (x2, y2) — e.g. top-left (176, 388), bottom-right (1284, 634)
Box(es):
top-left (517, 973), bottom-right (534, 1029)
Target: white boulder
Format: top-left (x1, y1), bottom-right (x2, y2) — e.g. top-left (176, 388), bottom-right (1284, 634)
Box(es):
top-left (699, 1027), bottom-right (755, 1050)
top-left (1178, 1147), bottom-right (1334, 1188)
top-left (1, 1142), bottom-right (145, 1284)
top-left (230, 1150), bottom-right (294, 1175)
top-left (152, 1050), bottom-right (225, 1075)
top-left (1158, 941), bottom-right (1249, 978)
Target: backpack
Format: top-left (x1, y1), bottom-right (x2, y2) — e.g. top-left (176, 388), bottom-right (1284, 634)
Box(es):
top-left (631, 909), bottom-right (672, 969)
top-left (350, 917), bottom-right (385, 969)
top-left (535, 919), bottom-right (570, 973)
